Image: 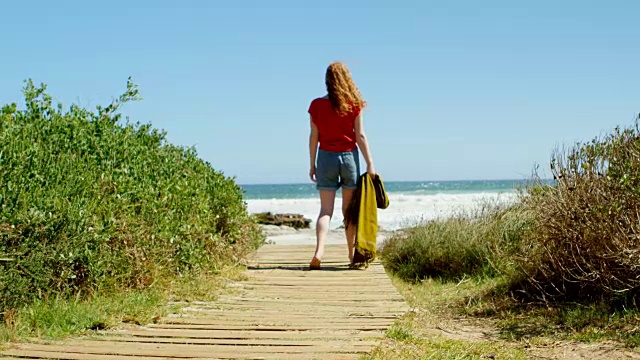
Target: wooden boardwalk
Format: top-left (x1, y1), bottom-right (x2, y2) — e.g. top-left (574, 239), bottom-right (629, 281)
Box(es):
top-left (2, 244), bottom-right (409, 359)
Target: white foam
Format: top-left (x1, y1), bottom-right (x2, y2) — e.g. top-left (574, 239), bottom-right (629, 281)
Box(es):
top-left (246, 192), bottom-right (519, 231)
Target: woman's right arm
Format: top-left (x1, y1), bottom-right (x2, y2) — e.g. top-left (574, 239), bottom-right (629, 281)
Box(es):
top-left (309, 116), bottom-right (319, 182)
top-left (354, 112), bottom-right (376, 176)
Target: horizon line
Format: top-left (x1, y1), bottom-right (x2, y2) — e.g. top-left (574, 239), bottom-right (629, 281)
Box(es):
top-left (238, 178), bottom-right (552, 187)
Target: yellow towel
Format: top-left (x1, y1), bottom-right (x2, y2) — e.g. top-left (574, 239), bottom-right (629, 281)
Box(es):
top-left (344, 173), bottom-right (389, 268)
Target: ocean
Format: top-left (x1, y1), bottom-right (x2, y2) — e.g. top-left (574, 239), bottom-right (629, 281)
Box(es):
top-left (241, 179), bottom-right (527, 231)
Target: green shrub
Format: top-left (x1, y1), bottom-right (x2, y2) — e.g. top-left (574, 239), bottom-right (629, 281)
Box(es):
top-left (516, 117), bottom-right (640, 302)
top-left (380, 202), bottom-right (531, 282)
top-left (0, 79), bottom-right (263, 313)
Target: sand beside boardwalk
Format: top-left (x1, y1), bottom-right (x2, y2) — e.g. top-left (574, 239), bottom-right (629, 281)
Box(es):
top-left (261, 225), bottom-right (393, 247)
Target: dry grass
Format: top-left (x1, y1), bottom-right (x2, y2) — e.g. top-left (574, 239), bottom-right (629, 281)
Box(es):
top-left (380, 201), bottom-right (531, 282)
top-left (375, 118), bottom-right (640, 358)
top-left (516, 118), bottom-right (640, 302)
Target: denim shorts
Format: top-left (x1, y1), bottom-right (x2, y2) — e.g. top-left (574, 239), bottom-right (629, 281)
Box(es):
top-left (316, 148), bottom-right (360, 191)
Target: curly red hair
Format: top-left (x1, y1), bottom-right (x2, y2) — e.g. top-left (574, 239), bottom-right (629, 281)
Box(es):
top-left (325, 62), bottom-right (366, 115)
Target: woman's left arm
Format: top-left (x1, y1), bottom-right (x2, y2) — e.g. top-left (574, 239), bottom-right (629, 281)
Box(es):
top-left (309, 116), bottom-right (319, 182)
top-left (354, 112), bottom-right (376, 176)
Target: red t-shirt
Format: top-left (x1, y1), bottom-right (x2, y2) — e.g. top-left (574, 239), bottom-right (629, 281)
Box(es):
top-left (308, 98), bottom-right (360, 152)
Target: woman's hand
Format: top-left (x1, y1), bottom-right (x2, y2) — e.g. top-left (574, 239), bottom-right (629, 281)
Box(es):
top-left (367, 164), bottom-right (376, 178)
top-left (309, 166), bottom-right (317, 182)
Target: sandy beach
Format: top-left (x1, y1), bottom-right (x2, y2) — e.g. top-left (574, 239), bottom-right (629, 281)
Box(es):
top-left (260, 224), bottom-right (394, 247)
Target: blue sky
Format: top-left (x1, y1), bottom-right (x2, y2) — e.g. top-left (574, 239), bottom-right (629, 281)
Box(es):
top-left (1, 1), bottom-right (638, 184)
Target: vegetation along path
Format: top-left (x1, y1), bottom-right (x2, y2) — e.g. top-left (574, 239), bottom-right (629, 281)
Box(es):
top-left (1, 244), bottom-right (409, 359)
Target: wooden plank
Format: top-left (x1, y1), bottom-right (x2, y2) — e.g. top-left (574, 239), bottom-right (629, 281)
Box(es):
top-left (0, 350), bottom-right (180, 360)
top-left (106, 329), bottom-right (384, 340)
top-left (244, 278), bottom-right (393, 284)
top-left (222, 287), bottom-right (395, 293)
top-left (194, 305), bottom-right (407, 314)
top-left (174, 306), bottom-right (403, 315)
top-left (177, 303), bottom-right (400, 310)
top-left (250, 268), bottom-right (388, 273)
top-left (247, 258), bottom-right (351, 263)
top-left (90, 336), bottom-right (378, 347)
top-left (250, 268), bottom-right (388, 271)
top-left (222, 295), bottom-right (404, 302)
top-left (224, 290), bottom-right (402, 297)
top-left (238, 284), bottom-right (399, 291)
top-left (172, 310), bottom-right (402, 320)
top-left (183, 303), bottom-right (407, 313)
top-left (248, 277), bottom-right (391, 282)
top-left (241, 276), bottom-right (392, 282)
top-left (157, 317), bottom-right (396, 327)
top-left (148, 323), bottom-right (393, 331)
top-left (204, 302), bottom-right (406, 310)
top-left (12, 342), bottom-right (372, 355)
top-left (243, 282), bottom-right (392, 288)
top-left (164, 311), bottom-right (398, 319)
top-left (190, 304), bottom-right (407, 313)
top-left (2, 349), bottom-right (360, 360)
top-left (220, 291), bottom-right (404, 307)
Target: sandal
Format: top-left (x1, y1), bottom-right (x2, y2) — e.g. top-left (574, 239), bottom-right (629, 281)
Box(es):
top-left (309, 257), bottom-right (321, 270)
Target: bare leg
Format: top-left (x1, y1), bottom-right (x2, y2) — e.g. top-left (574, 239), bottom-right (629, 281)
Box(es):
top-left (342, 188), bottom-right (356, 263)
top-left (314, 190), bottom-right (336, 260)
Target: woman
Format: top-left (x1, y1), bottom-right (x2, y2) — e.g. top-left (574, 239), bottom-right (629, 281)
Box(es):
top-left (307, 62), bottom-right (376, 270)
